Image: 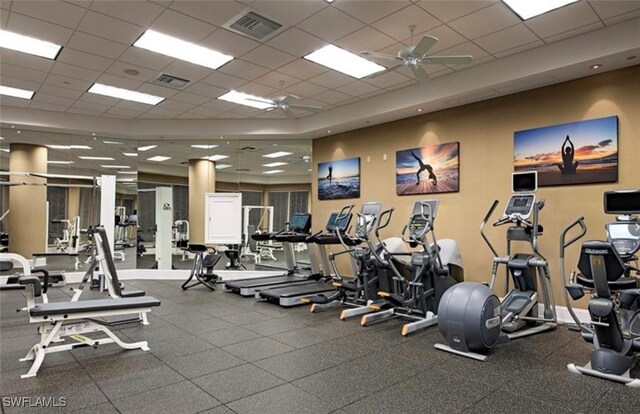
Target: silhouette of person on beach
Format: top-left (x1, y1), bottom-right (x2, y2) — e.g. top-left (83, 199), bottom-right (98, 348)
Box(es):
top-left (326, 165), bottom-right (333, 184)
top-left (411, 151), bottom-right (437, 186)
top-left (557, 135), bottom-right (579, 175)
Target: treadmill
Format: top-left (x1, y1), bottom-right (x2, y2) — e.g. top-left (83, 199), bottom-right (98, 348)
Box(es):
top-left (258, 208), bottom-right (354, 307)
top-left (253, 215), bottom-right (312, 275)
top-left (224, 213), bottom-right (318, 296)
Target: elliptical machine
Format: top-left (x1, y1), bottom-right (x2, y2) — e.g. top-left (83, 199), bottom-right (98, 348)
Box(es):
top-left (435, 171), bottom-right (557, 360)
top-left (561, 190), bottom-right (640, 387)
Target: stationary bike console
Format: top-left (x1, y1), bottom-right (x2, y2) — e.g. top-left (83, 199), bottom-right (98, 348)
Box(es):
top-left (606, 222), bottom-right (640, 257)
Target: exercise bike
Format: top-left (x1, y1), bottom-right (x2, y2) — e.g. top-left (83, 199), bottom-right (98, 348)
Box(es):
top-left (561, 189), bottom-right (640, 387)
top-left (435, 171), bottom-right (557, 360)
top-left (181, 244), bottom-right (221, 291)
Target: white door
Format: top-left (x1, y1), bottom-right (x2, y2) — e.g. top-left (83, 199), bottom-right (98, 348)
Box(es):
top-left (205, 193), bottom-right (242, 245)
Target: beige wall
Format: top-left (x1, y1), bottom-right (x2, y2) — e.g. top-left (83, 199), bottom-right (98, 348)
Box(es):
top-left (312, 66), bottom-right (640, 307)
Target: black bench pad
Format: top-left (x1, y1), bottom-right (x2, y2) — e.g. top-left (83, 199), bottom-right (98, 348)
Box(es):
top-left (29, 296), bottom-right (160, 317)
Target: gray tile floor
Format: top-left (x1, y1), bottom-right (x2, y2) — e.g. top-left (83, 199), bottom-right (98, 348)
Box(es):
top-left (1, 279), bottom-right (638, 414)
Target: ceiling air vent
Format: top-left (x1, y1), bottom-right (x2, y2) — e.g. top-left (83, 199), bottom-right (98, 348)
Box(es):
top-left (240, 146), bottom-right (258, 152)
top-left (151, 73), bottom-right (190, 90)
top-left (223, 10), bottom-right (283, 41)
top-left (236, 168), bottom-right (250, 172)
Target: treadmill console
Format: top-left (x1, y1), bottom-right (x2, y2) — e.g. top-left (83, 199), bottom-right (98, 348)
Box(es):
top-left (504, 194), bottom-right (535, 220)
top-left (288, 213), bottom-right (311, 233)
top-left (326, 212), bottom-right (351, 233)
top-left (606, 222), bottom-right (640, 257)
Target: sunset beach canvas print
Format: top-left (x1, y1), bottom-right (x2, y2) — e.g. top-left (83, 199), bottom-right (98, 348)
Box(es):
top-left (396, 142), bottom-right (460, 195)
top-left (318, 157), bottom-right (360, 200)
top-left (514, 116), bottom-right (618, 186)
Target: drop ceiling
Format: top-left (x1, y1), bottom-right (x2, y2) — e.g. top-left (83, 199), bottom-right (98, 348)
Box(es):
top-left (0, 0), bottom-right (639, 140)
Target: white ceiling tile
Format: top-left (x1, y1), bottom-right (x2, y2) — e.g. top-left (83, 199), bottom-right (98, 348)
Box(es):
top-left (63, 1), bottom-right (92, 9)
top-left (312, 89), bottom-right (352, 105)
top-left (336, 26), bottom-right (397, 53)
top-left (157, 99), bottom-right (195, 112)
top-left (150, 9), bottom-right (216, 43)
top-left (1, 0), bottom-right (11, 11)
top-left (200, 28), bottom-right (260, 57)
top-left (118, 47), bottom-right (174, 71)
top-left (44, 73), bottom-right (93, 91)
top-left (203, 99), bottom-right (237, 111)
top-left (106, 61), bottom-right (158, 82)
top-left (37, 84), bottom-right (84, 100)
top-left (66, 106), bottom-right (105, 116)
top-left (77, 11), bottom-right (145, 45)
top-left (0, 96), bottom-right (31, 108)
top-left (171, 92), bottom-right (211, 106)
top-left (448, 3), bottom-right (520, 39)
top-left (78, 92), bottom-right (120, 106)
top-left (308, 70), bottom-right (355, 88)
top-left (254, 110), bottom-right (287, 119)
top-left (218, 59), bottom-right (271, 80)
top-left (417, 0), bottom-right (495, 23)
top-left (254, 71), bottom-right (300, 90)
top-left (51, 62), bottom-right (102, 82)
top-left (184, 82), bottom-right (227, 99)
top-left (282, 81), bottom-right (328, 98)
top-left (201, 71), bottom-right (247, 89)
top-left (161, 60), bottom-right (213, 83)
top-left (474, 23), bottom-right (539, 54)
top-left (12, 0), bottom-right (86, 29)
top-left (89, 0), bottom-right (165, 26)
top-left (103, 107), bottom-right (140, 119)
top-left (97, 73), bottom-right (143, 90)
top-left (175, 112), bottom-right (210, 119)
top-left (169, 0), bottom-right (245, 26)
top-left (7, 12), bottom-right (74, 44)
top-left (371, 5), bottom-right (440, 41)
top-left (494, 73), bottom-right (558, 94)
top-left (1, 8), bottom-right (8, 28)
top-left (543, 21), bottom-right (604, 43)
top-left (277, 59), bottom-right (327, 80)
top-left (0, 62), bottom-right (48, 83)
top-left (436, 41), bottom-right (489, 65)
top-left (249, 0), bottom-right (327, 25)
top-left (603, 8), bottom-right (640, 25)
top-left (69, 100), bottom-right (111, 113)
top-left (67, 32), bottom-right (129, 59)
top-left (525, 1), bottom-right (600, 39)
top-left (237, 82), bottom-right (278, 97)
top-left (29, 101), bottom-right (70, 112)
top-left (297, 97), bottom-right (328, 108)
top-left (408, 25), bottom-right (468, 54)
top-left (227, 106), bottom-right (262, 116)
top-left (241, 45), bottom-right (296, 70)
top-left (184, 106), bottom-right (224, 117)
top-left (149, 0), bottom-right (172, 7)
top-left (589, 0), bottom-right (640, 20)
top-left (362, 69), bottom-right (410, 88)
top-left (140, 106), bottom-right (183, 118)
top-left (338, 80), bottom-right (381, 97)
top-left (493, 40), bottom-right (544, 58)
top-left (58, 48), bottom-right (114, 72)
top-left (113, 100), bottom-right (152, 111)
top-left (297, 7), bottom-right (365, 42)
top-left (32, 93), bottom-right (76, 107)
top-left (266, 28), bottom-right (326, 57)
top-left (334, 0), bottom-right (411, 24)
top-left (136, 83), bottom-right (180, 98)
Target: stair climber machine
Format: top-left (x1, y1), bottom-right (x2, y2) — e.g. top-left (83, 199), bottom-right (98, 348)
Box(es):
top-left (253, 213), bottom-right (313, 275)
top-left (435, 171), bottom-right (557, 361)
top-left (360, 200), bottom-right (464, 336)
top-left (302, 202), bottom-right (405, 320)
top-left (560, 190), bottom-right (640, 387)
top-left (258, 208), bottom-right (354, 307)
top-left (224, 213), bottom-right (322, 296)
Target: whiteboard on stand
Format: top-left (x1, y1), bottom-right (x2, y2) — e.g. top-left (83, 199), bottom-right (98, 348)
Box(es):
top-left (205, 193), bottom-right (242, 244)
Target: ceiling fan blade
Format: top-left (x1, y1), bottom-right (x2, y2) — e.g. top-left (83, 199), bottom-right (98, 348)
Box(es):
top-left (411, 65), bottom-right (430, 82)
top-left (280, 95), bottom-right (298, 105)
top-left (365, 64), bottom-right (402, 79)
top-left (412, 35), bottom-right (438, 56)
top-left (281, 107), bottom-right (296, 119)
top-left (424, 55), bottom-right (473, 66)
top-left (289, 104), bottom-right (323, 111)
top-left (360, 51), bottom-right (402, 61)
top-left (245, 97), bottom-right (275, 105)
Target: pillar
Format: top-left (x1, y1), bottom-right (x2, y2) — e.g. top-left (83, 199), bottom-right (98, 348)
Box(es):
top-left (8, 144), bottom-right (47, 258)
top-left (67, 187), bottom-right (80, 219)
top-left (188, 159), bottom-right (216, 244)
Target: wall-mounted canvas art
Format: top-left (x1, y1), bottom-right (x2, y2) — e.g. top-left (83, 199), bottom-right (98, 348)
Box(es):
top-left (317, 157), bottom-right (360, 200)
top-left (514, 116), bottom-right (618, 186)
top-left (396, 142), bottom-right (460, 196)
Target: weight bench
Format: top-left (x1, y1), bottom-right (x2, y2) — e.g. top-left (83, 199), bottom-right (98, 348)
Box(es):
top-left (17, 273), bottom-right (160, 379)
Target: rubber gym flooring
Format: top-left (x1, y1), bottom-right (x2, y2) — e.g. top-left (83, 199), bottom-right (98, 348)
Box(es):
top-left (1, 280), bottom-right (638, 414)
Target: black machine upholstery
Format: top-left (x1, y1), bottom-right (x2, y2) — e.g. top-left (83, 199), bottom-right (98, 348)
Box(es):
top-left (576, 240), bottom-right (635, 294)
top-left (94, 227), bottom-right (145, 298)
top-left (28, 296), bottom-right (161, 317)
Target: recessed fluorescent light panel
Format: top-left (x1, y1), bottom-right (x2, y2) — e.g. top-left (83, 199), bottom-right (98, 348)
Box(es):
top-left (304, 44), bottom-right (385, 79)
top-left (123, 152), bottom-right (138, 157)
top-left (103, 140), bottom-right (123, 145)
top-left (191, 144), bottom-right (219, 149)
top-left (0, 29), bottom-right (62, 59)
top-left (0, 149), bottom-right (9, 153)
top-left (101, 165), bottom-right (131, 169)
top-left (147, 156), bottom-right (171, 162)
top-left (0, 85), bottom-right (35, 100)
top-left (263, 170), bottom-right (284, 174)
top-left (215, 164), bottom-right (232, 170)
top-left (138, 145), bottom-right (157, 152)
top-left (88, 83), bottom-right (164, 105)
top-left (217, 91), bottom-right (273, 109)
top-left (48, 161), bottom-right (74, 165)
top-left (262, 162), bottom-right (288, 167)
top-left (47, 145), bottom-right (92, 150)
top-left (118, 171), bottom-right (138, 175)
top-left (79, 156), bottom-right (115, 161)
top-left (134, 30), bottom-right (233, 69)
top-left (262, 151), bottom-right (292, 159)
top-left (202, 155), bottom-right (229, 161)
top-left (501, 0), bottom-right (579, 20)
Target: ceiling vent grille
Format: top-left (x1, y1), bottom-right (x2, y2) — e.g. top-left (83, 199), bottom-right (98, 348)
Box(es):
top-left (224, 10), bottom-right (283, 41)
top-left (240, 146), bottom-right (258, 152)
top-left (151, 73), bottom-right (190, 90)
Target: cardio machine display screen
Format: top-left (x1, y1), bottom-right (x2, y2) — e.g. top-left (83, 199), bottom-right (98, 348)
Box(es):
top-left (608, 223), bottom-right (640, 240)
top-left (326, 213), bottom-right (350, 232)
top-left (512, 171), bottom-right (537, 193)
top-left (513, 198), bottom-right (529, 208)
top-left (361, 203), bottom-right (381, 218)
top-left (289, 214), bottom-right (310, 230)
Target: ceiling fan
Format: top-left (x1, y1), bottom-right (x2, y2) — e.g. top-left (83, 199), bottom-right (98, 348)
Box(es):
top-left (247, 81), bottom-right (323, 119)
top-left (360, 26), bottom-right (473, 81)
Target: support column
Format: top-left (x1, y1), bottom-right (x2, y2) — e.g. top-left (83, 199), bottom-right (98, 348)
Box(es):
top-left (188, 159), bottom-right (216, 244)
top-left (67, 187), bottom-right (80, 219)
top-left (8, 144), bottom-right (47, 258)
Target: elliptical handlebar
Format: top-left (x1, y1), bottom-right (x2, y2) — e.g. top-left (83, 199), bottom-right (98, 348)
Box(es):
top-left (481, 200), bottom-right (500, 258)
top-left (559, 216), bottom-right (590, 332)
top-left (336, 205), bottom-right (354, 223)
top-left (374, 208), bottom-right (394, 241)
top-left (560, 216), bottom-right (587, 258)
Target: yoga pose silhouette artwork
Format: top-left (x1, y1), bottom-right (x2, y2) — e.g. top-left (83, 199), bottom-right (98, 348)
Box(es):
top-left (326, 165), bottom-right (333, 184)
top-left (411, 151), bottom-right (437, 186)
top-left (558, 135), bottom-right (579, 175)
